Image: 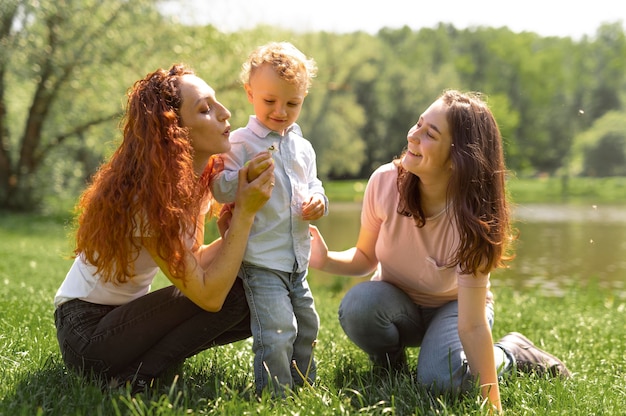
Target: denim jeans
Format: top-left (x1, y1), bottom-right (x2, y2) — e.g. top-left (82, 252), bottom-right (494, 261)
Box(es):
top-left (238, 262), bottom-right (319, 395)
top-left (338, 281), bottom-right (512, 393)
top-left (54, 279), bottom-right (251, 386)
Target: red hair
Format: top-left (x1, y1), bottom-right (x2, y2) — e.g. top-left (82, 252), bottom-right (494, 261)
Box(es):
top-left (74, 64), bottom-right (222, 283)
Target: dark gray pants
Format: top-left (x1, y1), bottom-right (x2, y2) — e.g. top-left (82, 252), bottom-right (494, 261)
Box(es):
top-left (54, 279), bottom-right (251, 385)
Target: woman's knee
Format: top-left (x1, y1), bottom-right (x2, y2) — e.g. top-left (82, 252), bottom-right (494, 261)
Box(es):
top-left (416, 350), bottom-right (470, 392)
top-left (339, 283), bottom-right (376, 329)
top-left (339, 281), bottom-right (411, 327)
top-left (340, 281), bottom-right (391, 315)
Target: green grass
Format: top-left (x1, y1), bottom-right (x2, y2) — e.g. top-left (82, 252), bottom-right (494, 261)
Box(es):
top-left (325, 176), bottom-right (626, 204)
top-left (1, 177), bottom-right (626, 414)
top-left (507, 175), bottom-right (626, 204)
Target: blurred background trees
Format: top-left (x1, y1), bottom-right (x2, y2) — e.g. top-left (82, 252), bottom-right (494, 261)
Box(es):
top-left (1, 0), bottom-right (625, 211)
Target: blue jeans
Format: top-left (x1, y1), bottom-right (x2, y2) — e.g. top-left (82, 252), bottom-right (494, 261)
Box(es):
top-left (338, 281), bottom-right (512, 393)
top-left (54, 279), bottom-right (251, 386)
top-left (239, 262), bottom-right (319, 395)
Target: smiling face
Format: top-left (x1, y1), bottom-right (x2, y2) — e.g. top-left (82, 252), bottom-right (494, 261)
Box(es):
top-left (401, 98), bottom-right (453, 182)
top-left (244, 63), bottom-right (307, 136)
top-left (178, 74), bottom-right (232, 163)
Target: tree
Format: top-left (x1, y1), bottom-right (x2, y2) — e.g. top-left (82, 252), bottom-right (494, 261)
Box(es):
top-left (585, 23), bottom-right (626, 120)
top-left (570, 111), bottom-right (626, 177)
top-left (291, 32), bottom-right (371, 179)
top-left (360, 25), bottom-right (460, 177)
top-left (0, 0), bottom-right (166, 211)
top-left (584, 132), bottom-right (626, 177)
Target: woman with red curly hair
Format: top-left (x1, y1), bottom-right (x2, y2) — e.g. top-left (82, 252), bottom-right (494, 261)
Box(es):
top-left (53, 64), bottom-right (275, 393)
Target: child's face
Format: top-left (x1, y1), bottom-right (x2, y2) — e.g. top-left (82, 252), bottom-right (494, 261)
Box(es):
top-left (245, 63), bottom-right (307, 136)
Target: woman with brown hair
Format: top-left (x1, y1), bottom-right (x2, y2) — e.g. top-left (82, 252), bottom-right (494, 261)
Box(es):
top-left (309, 90), bottom-right (570, 412)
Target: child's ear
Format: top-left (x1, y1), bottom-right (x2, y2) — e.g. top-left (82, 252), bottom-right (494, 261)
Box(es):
top-left (244, 83), bottom-right (253, 102)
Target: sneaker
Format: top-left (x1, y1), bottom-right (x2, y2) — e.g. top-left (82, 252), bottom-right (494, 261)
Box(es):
top-left (496, 332), bottom-right (571, 378)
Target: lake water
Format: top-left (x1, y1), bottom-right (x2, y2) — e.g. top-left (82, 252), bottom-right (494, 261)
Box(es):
top-left (309, 203), bottom-right (626, 299)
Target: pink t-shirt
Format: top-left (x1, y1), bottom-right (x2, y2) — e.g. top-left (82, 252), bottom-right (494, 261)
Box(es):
top-left (362, 163), bottom-right (492, 308)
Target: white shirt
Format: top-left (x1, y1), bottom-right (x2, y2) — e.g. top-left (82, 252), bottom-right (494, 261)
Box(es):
top-left (212, 116), bottom-right (327, 273)
top-left (54, 202), bottom-right (210, 307)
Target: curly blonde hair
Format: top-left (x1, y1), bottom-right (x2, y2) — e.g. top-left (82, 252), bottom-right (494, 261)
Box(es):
top-left (240, 41), bottom-right (317, 92)
top-left (74, 64), bottom-right (223, 284)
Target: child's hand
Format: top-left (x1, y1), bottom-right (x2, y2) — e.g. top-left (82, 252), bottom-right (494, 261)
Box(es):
top-left (301, 193), bottom-right (326, 221)
top-left (246, 151), bottom-right (274, 182)
top-left (217, 203), bottom-right (235, 238)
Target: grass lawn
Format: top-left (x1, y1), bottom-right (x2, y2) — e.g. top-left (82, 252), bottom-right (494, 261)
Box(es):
top-left (1, 177), bottom-right (625, 415)
top-left (324, 175), bottom-right (626, 204)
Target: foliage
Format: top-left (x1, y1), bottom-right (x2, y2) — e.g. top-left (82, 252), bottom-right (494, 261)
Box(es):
top-left (2, 1), bottom-right (626, 211)
top-left (569, 111), bottom-right (626, 177)
top-left (0, 0), bottom-right (170, 210)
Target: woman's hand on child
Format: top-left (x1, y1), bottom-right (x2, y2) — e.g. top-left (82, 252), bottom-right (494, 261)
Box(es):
top-left (217, 203), bottom-right (235, 238)
top-left (246, 151), bottom-right (274, 182)
top-left (236, 157), bottom-right (275, 216)
top-left (308, 225), bottom-right (328, 269)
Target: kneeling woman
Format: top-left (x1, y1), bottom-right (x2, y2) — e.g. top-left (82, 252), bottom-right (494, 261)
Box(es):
top-left (54, 64), bottom-right (275, 392)
top-left (309, 90), bottom-right (570, 412)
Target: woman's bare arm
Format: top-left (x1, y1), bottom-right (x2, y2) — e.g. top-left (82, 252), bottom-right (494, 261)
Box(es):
top-left (308, 225), bottom-right (379, 277)
top-left (145, 164), bottom-right (273, 311)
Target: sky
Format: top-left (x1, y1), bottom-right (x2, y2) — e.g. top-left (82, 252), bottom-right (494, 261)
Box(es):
top-left (160, 0), bottom-right (626, 40)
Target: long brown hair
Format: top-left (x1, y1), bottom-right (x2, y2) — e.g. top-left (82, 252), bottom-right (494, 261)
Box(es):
top-left (74, 64), bottom-right (222, 283)
top-left (396, 90), bottom-right (515, 274)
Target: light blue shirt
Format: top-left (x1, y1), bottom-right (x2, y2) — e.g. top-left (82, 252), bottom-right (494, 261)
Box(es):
top-left (212, 116), bottom-right (328, 273)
